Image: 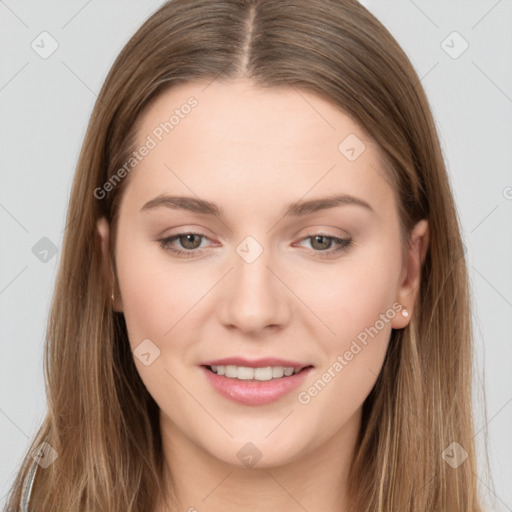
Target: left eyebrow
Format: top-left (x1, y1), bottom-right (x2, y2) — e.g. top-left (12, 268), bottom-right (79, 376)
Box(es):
top-left (139, 193), bottom-right (375, 217)
top-left (283, 194), bottom-right (375, 216)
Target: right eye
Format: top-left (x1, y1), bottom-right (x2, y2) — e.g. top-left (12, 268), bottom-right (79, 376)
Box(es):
top-left (158, 232), bottom-right (212, 257)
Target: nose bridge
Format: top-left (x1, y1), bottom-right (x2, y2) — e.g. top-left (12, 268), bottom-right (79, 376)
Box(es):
top-left (218, 233), bottom-right (290, 331)
top-left (234, 233), bottom-right (279, 302)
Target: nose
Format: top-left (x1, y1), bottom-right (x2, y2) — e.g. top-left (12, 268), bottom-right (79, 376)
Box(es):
top-left (216, 241), bottom-right (291, 335)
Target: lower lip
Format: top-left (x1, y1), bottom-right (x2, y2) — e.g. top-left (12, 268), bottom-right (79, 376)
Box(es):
top-left (201, 366), bottom-right (313, 406)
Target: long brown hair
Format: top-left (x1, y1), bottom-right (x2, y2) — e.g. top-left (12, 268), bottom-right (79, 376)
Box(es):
top-left (5, 1), bottom-right (489, 510)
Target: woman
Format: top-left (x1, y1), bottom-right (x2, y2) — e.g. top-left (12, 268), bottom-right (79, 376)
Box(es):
top-left (5, 0), bottom-right (487, 510)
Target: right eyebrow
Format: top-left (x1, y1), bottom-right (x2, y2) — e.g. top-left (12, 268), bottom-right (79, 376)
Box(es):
top-left (140, 195), bottom-right (221, 216)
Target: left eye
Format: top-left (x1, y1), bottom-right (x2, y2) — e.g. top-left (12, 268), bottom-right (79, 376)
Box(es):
top-left (294, 234), bottom-right (352, 256)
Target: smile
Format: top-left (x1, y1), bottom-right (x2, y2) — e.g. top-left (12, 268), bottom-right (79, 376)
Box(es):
top-left (201, 365), bottom-right (314, 406)
top-left (208, 364), bottom-right (305, 380)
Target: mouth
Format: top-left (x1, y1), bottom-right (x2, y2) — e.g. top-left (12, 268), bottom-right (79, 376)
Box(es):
top-left (203, 364), bottom-right (313, 381)
top-left (200, 364), bottom-right (314, 406)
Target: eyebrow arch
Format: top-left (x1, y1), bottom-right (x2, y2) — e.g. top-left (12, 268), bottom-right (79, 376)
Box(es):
top-left (140, 193), bottom-right (374, 217)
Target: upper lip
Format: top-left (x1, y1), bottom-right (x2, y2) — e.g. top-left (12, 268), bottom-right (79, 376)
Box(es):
top-left (200, 357), bottom-right (313, 369)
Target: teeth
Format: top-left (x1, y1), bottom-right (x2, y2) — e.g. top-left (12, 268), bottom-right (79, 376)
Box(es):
top-left (209, 365), bottom-right (303, 380)
top-left (272, 367), bottom-right (283, 378)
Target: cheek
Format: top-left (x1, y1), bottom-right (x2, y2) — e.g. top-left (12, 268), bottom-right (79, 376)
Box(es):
top-left (115, 234), bottom-right (200, 349)
top-left (298, 244), bottom-right (402, 413)
top-left (114, 237), bottom-right (205, 405)
top-left (296, 259), bottom-right (398, 426)
top-left (307, 249), bottom-right (402, 343)
top-left (296, 244), bottom-right (401, 408)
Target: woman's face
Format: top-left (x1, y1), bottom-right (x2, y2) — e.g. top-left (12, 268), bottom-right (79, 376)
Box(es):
top-left (98, 78), bottom-right (427, 469)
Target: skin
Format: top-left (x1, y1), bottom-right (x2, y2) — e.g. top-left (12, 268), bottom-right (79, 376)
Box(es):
top-left (97, 78), bottom-right (429, 512)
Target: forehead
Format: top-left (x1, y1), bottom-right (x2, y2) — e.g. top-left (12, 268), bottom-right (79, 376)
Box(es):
top-left (136, 78), bottom-right (374, 158)
top-left (122, 78), bottom-right (393, 217)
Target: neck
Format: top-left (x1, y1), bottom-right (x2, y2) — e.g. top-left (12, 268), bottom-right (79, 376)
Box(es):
top-left (155, 408), bottom-right (362, 512)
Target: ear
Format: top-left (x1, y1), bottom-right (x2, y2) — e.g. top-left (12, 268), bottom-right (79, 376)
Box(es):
top-left (391, 219), bottom-right (429, 329)
top-left (96, 217), bottom-right (123, 312)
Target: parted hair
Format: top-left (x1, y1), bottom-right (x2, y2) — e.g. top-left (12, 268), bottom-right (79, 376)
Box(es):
top-left (5, 1), bottom-right (487, 511)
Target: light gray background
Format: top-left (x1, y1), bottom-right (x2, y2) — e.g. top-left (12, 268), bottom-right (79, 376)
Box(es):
top-left (1, 1), bottom-right (511, 510)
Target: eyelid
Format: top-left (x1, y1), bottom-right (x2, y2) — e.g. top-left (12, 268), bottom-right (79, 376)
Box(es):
top-left (158, 229), bottom-right (352, 259)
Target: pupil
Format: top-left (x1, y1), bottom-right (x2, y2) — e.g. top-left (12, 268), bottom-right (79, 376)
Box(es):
top-left (314, 235), bottom-right (329, 250)
top-left (182, 234), bottom-right (200, 249)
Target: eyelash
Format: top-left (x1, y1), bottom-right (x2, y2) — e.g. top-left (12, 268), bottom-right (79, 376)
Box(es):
top-left (157, 231), bottom-right (352, 259)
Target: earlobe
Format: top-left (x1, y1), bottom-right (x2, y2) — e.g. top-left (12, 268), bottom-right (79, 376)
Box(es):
top-left (97, 217), bottom-right (110, 251)
top-left (391, 219), bottom-right (429, 329)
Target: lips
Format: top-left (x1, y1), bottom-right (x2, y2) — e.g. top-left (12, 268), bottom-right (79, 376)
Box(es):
top-left (201, 365), bottom-right (313, 405)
